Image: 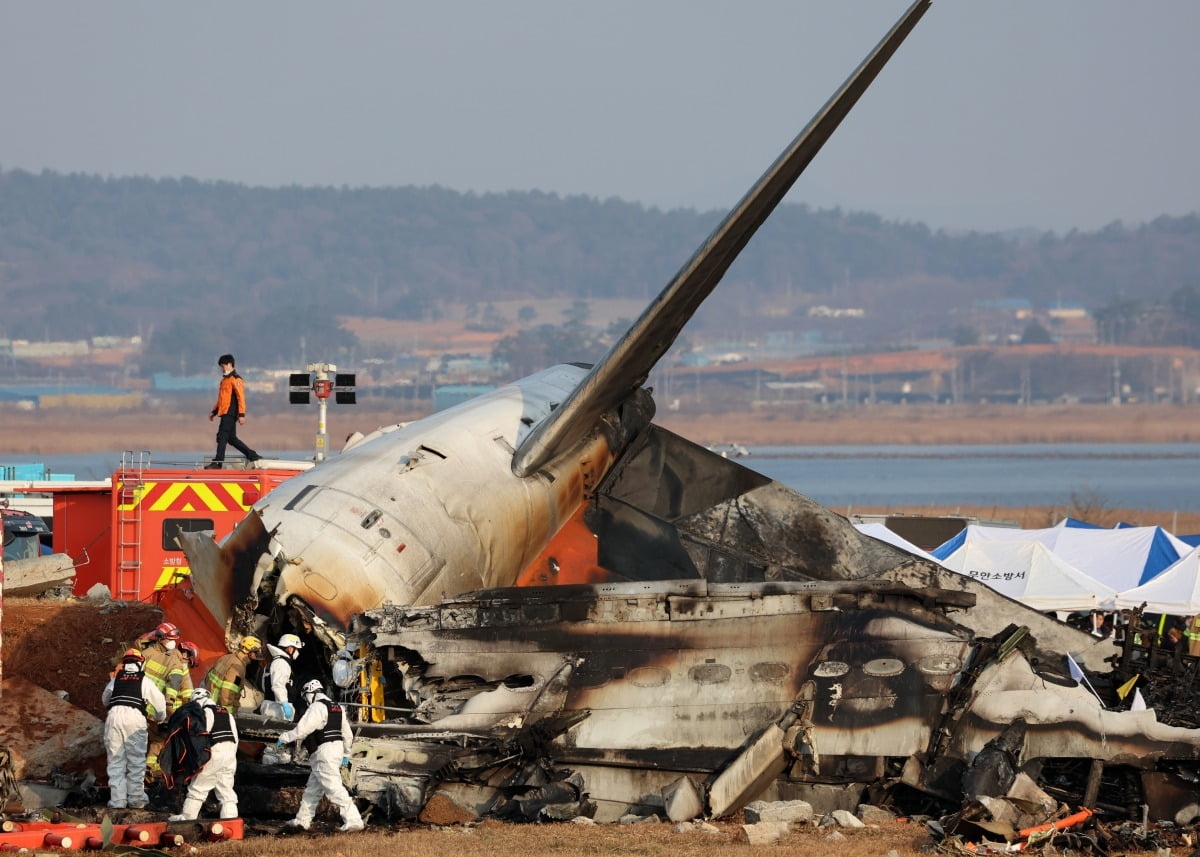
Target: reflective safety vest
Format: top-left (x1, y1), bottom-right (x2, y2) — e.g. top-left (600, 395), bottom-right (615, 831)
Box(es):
top-left (142, 644), bottom-right (191, 707)
top-left (210, 707), bottom-right (237, 745)
top-left (108, 670), bottom-right (147, 714)
top-left (303, 699), bottom-right (344, 753)
top-left (1186, 616), bottom-right (1200, 642)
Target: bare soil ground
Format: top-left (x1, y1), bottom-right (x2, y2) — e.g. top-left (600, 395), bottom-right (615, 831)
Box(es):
top-left (2, 597), bottom-right (164, 721)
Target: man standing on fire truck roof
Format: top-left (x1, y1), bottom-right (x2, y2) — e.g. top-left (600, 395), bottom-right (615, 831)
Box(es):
top-left (207, 353), bottom-right (261, 470)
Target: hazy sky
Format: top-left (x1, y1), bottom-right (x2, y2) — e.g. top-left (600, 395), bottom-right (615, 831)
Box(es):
top-left (2, 1), bottom-right (1198, 233)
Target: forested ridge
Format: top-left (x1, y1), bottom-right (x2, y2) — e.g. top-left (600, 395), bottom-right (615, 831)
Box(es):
top-left (1, 167), bottom-right (1198, 373)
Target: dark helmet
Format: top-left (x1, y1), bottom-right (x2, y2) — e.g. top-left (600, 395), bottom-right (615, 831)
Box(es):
top-left (179, 640), bottom-right (200, 669)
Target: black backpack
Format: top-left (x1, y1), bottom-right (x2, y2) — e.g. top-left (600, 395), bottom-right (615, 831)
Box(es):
top-left (158, 700), bottom-right (213, 791)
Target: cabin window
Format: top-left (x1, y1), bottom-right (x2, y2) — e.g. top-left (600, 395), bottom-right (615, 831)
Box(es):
top-left (164, 518), bottom-right (215, 551)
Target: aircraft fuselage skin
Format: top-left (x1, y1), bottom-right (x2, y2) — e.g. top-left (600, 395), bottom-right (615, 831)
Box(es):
top-left (252, 365), bottom-right (645, 632)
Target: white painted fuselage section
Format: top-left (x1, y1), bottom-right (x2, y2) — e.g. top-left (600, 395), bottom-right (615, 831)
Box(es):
top-left (254, 365), bottom-right (614, 626)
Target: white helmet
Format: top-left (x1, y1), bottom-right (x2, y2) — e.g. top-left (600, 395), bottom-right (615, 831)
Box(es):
top-left (301, 679), bottom-right (324, 701)
top-left (278, 633), bottom-right (304, 652)
top-left (190, 688), bottom-right (211, 704)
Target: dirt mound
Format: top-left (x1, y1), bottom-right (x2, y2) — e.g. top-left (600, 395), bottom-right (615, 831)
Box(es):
top-left (3, 596), bottom-right (164, 720)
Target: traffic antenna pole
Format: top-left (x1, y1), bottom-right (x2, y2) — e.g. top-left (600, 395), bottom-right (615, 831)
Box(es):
top-left (288, 362), bottom-right (356, 462)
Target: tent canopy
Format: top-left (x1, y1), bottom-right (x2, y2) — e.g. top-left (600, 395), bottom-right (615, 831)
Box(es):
top-left (1113, 546), bottom-right (1200, 615)
top-left (939, 539), bottom-right (1117, 612)
top-left (933, 519), bottom-right (1190, 592)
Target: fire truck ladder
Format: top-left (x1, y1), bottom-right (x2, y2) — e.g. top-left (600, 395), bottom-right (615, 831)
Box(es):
top-left (115, 450), bottom-right (151, 601)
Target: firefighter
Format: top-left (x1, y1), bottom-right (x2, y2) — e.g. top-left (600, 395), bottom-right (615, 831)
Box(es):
top-left (101, 649), bottom-right (166, 810)
top-left (203, 636), bottom-right (263, 713)
top-left (137, 621), bottom-right (194, 710)
top-left (277, 679), bottom-right (364, 832)
top-left (136, 621), bottom-right (192, 778)
top-left (263, 633), bottom-right (304, 720)
top-left (1187, 614), bottom-right (1200, 657)
top-left (167, 688), bottom-right (240, 821)
top-left (179, 640), bottom-right (201, 673)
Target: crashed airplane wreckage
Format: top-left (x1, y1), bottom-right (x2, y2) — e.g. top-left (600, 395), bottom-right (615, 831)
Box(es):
top-left (178, 0), bottom-right (1200, 827)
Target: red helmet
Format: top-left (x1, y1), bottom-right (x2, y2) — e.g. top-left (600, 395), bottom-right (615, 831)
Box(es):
top-left (122, 647), bottom-right (144, 663)
top-left (155, 621), bottom-right (181, 641)
top-left (179, 641), bottom-right (200, 669)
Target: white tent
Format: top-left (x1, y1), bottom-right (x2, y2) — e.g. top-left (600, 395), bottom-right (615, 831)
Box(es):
top-left (1113, 545), bottom-right (1200, 615)
top-left (933, 520), bottom-right (1191, 593)
top-left (939, 539), bottom-right (1118, 612)
top-left (853, 522), bottom-right (940, 562)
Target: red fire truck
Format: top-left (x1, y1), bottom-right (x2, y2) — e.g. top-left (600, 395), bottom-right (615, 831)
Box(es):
top-left (17, 456), bottom-right (306, 662)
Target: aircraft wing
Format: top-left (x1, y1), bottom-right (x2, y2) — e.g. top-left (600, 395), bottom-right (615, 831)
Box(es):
top-left (513, 0), bottom-right (931, 478)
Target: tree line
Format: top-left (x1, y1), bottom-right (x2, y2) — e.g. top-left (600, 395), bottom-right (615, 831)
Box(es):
top-left (1, 167), bottom-right (1198, 375)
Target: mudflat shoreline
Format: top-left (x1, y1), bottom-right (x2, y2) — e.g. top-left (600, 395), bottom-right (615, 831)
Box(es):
top-left (3, 402), bottom-right (1199, 455)
top-left (3, 402), bottom-right (1198, 532)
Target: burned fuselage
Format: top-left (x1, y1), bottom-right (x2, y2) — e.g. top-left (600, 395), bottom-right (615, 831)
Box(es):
top-left (335, 579), bottom-right (1200, 823)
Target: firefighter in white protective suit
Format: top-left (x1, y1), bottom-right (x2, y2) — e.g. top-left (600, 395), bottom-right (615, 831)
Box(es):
top-left (168, 688), bottom-right (240, 821)
top-left (262, 633), bottom-right (304, 720)
top-left (102, 649), bottom-right (167, 810)
top-left (277, 679), bottom-right (364, 832)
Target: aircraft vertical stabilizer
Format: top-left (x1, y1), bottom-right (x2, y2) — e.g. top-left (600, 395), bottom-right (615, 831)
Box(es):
top-left (512, 0), bottom-right (931, 477)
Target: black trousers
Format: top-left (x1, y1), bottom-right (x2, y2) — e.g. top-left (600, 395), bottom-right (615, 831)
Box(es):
top-left (214, 414), bottom-right (259, 462)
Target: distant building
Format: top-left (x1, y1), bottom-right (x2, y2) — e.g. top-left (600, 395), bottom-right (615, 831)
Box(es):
top-left (0, 385), bottom-right (143, 410)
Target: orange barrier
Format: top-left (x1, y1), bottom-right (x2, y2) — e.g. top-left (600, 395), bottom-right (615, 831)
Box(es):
top-left (0, 817), bottom-right (244, 850)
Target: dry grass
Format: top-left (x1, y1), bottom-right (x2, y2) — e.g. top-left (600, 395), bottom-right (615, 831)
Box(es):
top-left (195, 818), bottom-right (933, 857)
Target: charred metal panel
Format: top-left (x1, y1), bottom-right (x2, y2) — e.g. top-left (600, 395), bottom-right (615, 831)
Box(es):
top-left (349, 580), bottom-right (986, 817)
top-left (589, 426), bottom-right (911, 584)
top-left (875, 562), bottom-right (1116, 671)
top-left (339, 579), bottom-right (1200, 822)
top-left (950, 656), bottom-right (1200, 766)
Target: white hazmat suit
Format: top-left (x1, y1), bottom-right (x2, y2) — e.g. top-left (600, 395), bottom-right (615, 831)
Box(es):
top-left (102, 662), bottom-right (167, 810)
top-left (262, 643), bottom-right (297, 719)
top-left (277, 684), bottom-right (363, 832)
top-left (169, 691), bottom-right (240, 820)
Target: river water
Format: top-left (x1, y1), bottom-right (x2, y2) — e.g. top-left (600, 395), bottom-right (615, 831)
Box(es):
top-left (4, 443), bottom-right (1198, 514)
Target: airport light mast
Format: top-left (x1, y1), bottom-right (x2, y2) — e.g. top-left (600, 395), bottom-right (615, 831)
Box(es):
top-left (288, 362), bottom-right (356, 462)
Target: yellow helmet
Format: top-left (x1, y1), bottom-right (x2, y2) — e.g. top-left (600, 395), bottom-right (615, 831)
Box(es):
top-left (239, 635), bottom-right (263, 654)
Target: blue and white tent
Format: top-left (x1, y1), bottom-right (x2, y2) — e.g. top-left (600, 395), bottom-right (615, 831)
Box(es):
top-left (938, 539), bottom-right (1117, 612)
top-left (932, 519), bottom-right (1191, 593)
top-left (1113, 546), bottom-right (1200, 615)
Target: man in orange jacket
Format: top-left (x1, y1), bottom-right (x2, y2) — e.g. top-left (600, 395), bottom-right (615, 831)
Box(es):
top-left (207, 353), bottom-right (261, 469)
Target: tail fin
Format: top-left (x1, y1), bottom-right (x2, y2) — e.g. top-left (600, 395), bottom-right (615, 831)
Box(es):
top-left (513, 0), bottom-right (931, 477)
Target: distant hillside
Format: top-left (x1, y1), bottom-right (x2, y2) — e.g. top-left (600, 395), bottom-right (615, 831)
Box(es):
top-left (1, 168), bottom-right (1198, 375)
